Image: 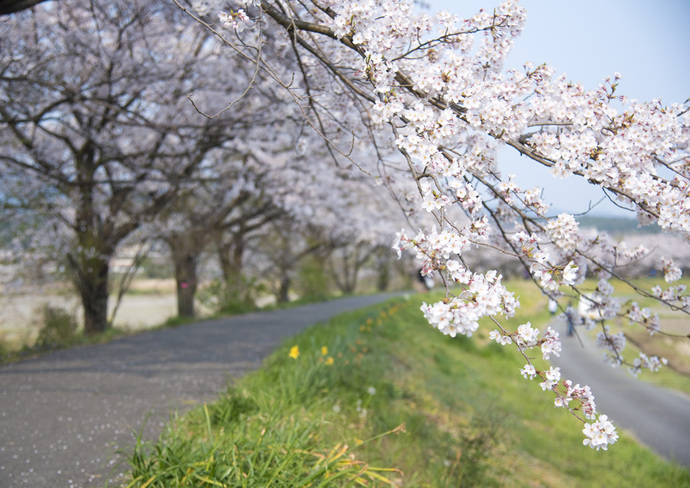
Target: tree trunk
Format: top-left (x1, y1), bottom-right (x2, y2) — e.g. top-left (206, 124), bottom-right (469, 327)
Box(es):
top-left (166, 231), bottom-right (203, 318)
top-left (278, 272), bottom-right (290, 303)
top-left (375, 246), bottom-right (391, 291)
top-left (173, 248), bottom-right (198, 318)
top-left (332, 248), bottom-right (358, 294)
top-left (71, 254), bottom-right (111, 336)
top-left (217, 233), bottom-right (251, 305)
top-left (219, 237), bottom-right (244, 285)
top-left (83, 280), bottom-right (109, 336)
top-left (376, 258), bottom-right (390, 291)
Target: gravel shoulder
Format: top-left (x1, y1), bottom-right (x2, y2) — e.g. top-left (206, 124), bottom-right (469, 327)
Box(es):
top-left (0, 293), bottom-right (404, 488)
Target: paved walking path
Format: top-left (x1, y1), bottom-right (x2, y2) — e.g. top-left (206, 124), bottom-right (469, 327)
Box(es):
top-left (551, 317), bottom-right (690, 466)
top-left (0, 293), bottom-right (403, 488)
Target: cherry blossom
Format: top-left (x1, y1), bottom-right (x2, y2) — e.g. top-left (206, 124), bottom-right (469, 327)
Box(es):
top-left (520, 364), bottom-right (537, 380)
top-left (180, 0), bottom-right (690, 450)
top-left (539, 366), bottom-right (561, 391)
top-left (0, 0), bottom-right (251, 333)
top-left (583, 415), bottom-right (619, 451)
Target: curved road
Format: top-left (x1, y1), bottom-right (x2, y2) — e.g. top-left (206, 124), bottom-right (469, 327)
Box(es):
top-left (0, 293), bottom-right (404, 488)
top-left (551, 317), bottom-right (690, 466)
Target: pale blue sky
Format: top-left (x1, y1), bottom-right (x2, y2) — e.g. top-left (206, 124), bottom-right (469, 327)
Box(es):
top-left (429, 0), bottom-right (690, 216)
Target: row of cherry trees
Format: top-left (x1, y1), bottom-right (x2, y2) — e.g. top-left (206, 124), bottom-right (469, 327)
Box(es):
top-left (3, 0), bottom-right (689, 450)
top-left (187, 0), bottom-right (690, 449)
top-left (0, 0), bottom-right (408, 333)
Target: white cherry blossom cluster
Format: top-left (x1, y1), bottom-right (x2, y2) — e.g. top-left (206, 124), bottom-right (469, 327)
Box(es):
top-left (540, 326), bottom-right (562, 360)
top-left (538, 366), bottom-right (561, 391)
top-left (595, 325), bottom-right (627, 366)
top-left (421, 269), bottom-right (517, 338)
top-left (393, 225), bottom-right (471, 274)
top-left (557, 381), bottom-right (597, 420)
top-left (497, 177), bottom-right (550, 217)
top-left (546, 214), bottom-right (580, 253)
top-left (510, 231), bottom-right (579, 292)
top-left (583, 415), bottom-right (619, 451)
top-left (520, 363), bottom-right (537, 380)
top-left (218, 8), bottom-right (249, 31)
top-left (611, 240), bottom-right (650, 265)
top-left (661, 257), bottom-right (682, 283)
top-left (628, 352), bottom-right (668, 377)
top-left (515, 321), bottom-right (540, 347)
top-left (536, 261), bottom-right (579, 292)
top-left (489, 329), bottom-right (512, 345)
top-left (513, 343), bottom-right (616, 450)
top-left (489, 324), bottom-right (560, 361)
top-left (584, 279), bottom-right (621, 322)
top-left (236, 0), bottom-right (690, 452)
top-left (624, 302), bottom-right (661, 335)
top-left (651, 283), bottom-right (690, 308)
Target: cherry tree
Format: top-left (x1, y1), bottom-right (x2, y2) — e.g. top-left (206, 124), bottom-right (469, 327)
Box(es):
top-left (154, 148), bottom-right (288, 318)
top-left (206, 143), bottom-right (327, 307)
top-left (140, 38), bottom-right (304, 319)
top-left (255, 160), bottom-right (403, 301)
top-left (324, 179), bottom-right (407, 294)
top-left (183, 0), bottom-right (690, 449)
top-left (152, 119), bottom-right (393, 314)
top-left (155, 182), bottom-right (275, 319)
top-left (0, 0), bottom-right (257, 334)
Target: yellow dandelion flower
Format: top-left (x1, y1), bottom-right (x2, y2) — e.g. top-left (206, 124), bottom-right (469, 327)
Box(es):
top-left (321, 346), bottom-right (328, 356)
top-left (289, 345), bottom-right (300, 359)
top-left (325, 356), bottom-right (334, 365)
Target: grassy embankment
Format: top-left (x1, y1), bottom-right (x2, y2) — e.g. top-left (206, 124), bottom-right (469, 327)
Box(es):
top-left (576, 277), bottom-right (690, 395)
top-left (118, 280), bottom-right (690, 487)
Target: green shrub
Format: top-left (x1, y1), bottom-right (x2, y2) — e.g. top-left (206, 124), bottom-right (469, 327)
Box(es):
top-left (34, 305), bottom-right (79, 349)
top-left (296, 255), bottom-right (331, 301)
top-left (197, 277), bottom-right (262, 316)
top-left (0, 340), bottom-right (8, 363)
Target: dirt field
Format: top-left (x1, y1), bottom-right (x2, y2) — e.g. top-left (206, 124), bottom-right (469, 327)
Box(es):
top-left (0, 281), bottom-right (179, 348)
top-left (0, 279), bottom-right (269, 349)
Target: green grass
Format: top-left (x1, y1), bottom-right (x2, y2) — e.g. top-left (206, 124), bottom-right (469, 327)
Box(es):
top-left (598, 323), bottom-right (690, 396)
top-left (115, 290), bottom-right (690, 487)
top-left (571, 277), bottom-right (690, 395)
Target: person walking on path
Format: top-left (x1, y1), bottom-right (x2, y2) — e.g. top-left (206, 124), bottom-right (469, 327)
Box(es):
top-left (548, 298), bottom-right (558, 317)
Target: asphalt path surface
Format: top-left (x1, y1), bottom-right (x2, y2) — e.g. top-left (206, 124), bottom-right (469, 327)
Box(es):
top-left (551, 317), bottom-right (690, 466)
top-left (0, 293), bottom-right (404, 488)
